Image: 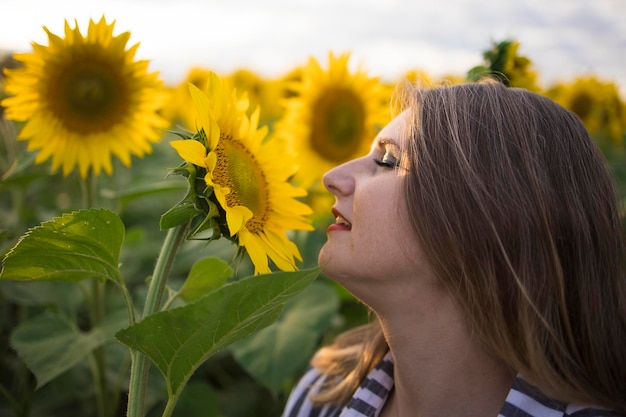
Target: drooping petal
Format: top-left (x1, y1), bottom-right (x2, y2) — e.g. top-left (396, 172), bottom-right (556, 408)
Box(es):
top-left (169, 140), bottom-right (208, 167)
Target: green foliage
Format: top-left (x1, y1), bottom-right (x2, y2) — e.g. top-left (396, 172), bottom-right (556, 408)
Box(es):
top-left (10, 309), bottom-right (129, 389)
top-left (467, 39), bottom-right (539, 91)
top-left (116, 267), bottom-right (320, 401)
top-left (230, 281), bottom-right (340, 393)
top-left (175, 257), bottom-right (232, 303)
top-left (1, 281), bottom-right (84, 314)
top-left (169, 382), bottom-right (221, 417)
top-left (2, 36), bottom-right (623, 417)
top-left (1, 209), bottom-right (125, 284)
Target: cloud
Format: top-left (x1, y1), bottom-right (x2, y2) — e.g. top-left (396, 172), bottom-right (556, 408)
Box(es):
top-left (0, 0), bottom-right (624, 93)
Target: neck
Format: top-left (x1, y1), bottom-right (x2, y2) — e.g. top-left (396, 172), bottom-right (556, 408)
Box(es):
top-left (376, 287), bottom-right (515, 417)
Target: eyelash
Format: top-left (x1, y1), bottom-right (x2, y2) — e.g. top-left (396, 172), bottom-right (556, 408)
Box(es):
top-left (373, 154), bottom-right (400, 168)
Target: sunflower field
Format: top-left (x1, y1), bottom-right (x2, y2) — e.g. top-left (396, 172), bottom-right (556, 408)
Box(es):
top-left (1, 17), bottom-right (625, 417)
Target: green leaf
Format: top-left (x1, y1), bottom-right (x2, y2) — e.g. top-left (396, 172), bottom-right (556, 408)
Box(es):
top-left (177, 257), bottom-right (232, 303)
top-left (0, 281), bottom-right (84, 314)
top-left (116, 267), bottom-right (320, 399)
top-left (10, 309), bottom-right (129, 389)
top-left (160, 200), bottom-right (202, 230)
top-left (171, 381), bottom-right (221, 417)
top-left (102, 181), bottom-right (187, 207)
top-left (0, 209), bottom-right (124, 284)
top-left (230, 281), bottom-right (340, 392)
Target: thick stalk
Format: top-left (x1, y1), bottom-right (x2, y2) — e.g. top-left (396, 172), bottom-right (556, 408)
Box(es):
top-left (126, 223), bottom-right (189, 417)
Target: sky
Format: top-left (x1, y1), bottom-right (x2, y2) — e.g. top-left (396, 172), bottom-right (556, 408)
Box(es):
top-left (1, 0), bottom-right (625, 94)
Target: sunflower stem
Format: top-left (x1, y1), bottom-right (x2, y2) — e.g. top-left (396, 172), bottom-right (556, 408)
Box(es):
top-left (80, 170), bottom-right (109, 417)
top-left (80, 170), bottom-right (98, 208)
top-left (126, 223), bottom-right (189, 417)
top-left (88, 279), bottom-right (109, 417)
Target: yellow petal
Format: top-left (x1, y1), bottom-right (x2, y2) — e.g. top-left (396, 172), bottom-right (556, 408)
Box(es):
top-left (242, 234), bottom-right (271, 275)
top-left (226, 206), bottom-right (253, 236)
top-left (206, 118), bottom-right (221, 150)
top-left (205, 151), bottom-right (217, 171)
top-left (188, 83), bottom-right (212, 133)
top-left (169, 139), bottom-right (207, 167)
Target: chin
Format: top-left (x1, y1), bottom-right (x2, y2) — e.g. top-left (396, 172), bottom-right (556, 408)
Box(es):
top-left (318, 257), bottom-right (351, 285)
top-left (318, 247), bottom-right (338, 275)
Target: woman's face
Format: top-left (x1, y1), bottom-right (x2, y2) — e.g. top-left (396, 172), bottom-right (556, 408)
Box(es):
top-left (319, 111), bottom-right (435, 302)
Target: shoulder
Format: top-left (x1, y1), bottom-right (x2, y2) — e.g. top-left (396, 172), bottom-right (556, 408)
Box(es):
top-left (499, 376), bottom-right (625, 417)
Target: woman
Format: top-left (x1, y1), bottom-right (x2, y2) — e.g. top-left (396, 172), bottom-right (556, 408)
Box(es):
top-left (282, 80), bottom-right (626, 417)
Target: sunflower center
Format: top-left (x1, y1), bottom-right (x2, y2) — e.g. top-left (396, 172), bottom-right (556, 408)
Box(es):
top-left (213, 136), bottom-right (270, 233)
top-left (570, 91), bottom-right (593, 120)
top-left (310, 88), bottom-right (366, 163)
top-left (48, 53), bottom-right (130, 134)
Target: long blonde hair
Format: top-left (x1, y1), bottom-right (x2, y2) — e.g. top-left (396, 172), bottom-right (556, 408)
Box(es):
top-left (312, 80), bottom-right (626, 411)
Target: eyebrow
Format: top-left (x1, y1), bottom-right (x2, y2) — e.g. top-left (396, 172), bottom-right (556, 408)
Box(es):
top-left (377, 137), bottom-right (399, 148)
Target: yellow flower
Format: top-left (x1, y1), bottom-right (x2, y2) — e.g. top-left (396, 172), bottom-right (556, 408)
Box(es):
top-left (227, 68), bottom-right (285, 125)
top-left (164, 66), bottom-right (212, 130)
top-left (402, 69), bottom-right (435, 86)
top-left (546, 76), bottom-right (626, 145)
top-left (274, 52), bottom-right (390, 189)
top-left (170, 73), bottom-right (313, 275)
top-left (1, 16), bottom-right (168, 178)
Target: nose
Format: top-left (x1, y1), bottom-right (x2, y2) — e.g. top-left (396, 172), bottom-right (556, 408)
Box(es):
top-left (323, 160), bottom-right (355, 196)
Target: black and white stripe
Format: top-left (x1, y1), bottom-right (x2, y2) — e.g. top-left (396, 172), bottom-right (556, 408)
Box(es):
top-left (282, 351), bottom-right (394, 417)
top-left (282, 351), bottom-right (623, 417)
top-left (340, 352), bottom-right (394, 417)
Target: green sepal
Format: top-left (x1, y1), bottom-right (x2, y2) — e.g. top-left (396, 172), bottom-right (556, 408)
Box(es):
top-left (160, 200), bottom-right (203, 231)
top-left (161, 162), bottom-right (208, 231)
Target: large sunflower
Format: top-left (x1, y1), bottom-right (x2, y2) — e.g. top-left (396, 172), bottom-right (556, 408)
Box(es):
top-left (170, 73), bottom-right (313, 275)
top-left (1, 16), bottom-right (168, 178)
top-left (275, 52), bottom-right (390, 189)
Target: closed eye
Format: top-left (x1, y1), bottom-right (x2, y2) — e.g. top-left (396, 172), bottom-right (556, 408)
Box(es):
top-left (373, 153), bottom-right (399, 168)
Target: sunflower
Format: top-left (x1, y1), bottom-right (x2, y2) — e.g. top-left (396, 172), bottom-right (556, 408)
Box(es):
top-left (1, 16), bottom-right (168, 178)
top-left (274, 52), bottom-right (390, 189)
top-left (170, 73), bottom-right (313, 275)
top-left (227, 68), bottom-right (286, 125)
top-left (163, 66), bottom-right (212, 130)
top-left (546, 76), bottom-right (626, 145)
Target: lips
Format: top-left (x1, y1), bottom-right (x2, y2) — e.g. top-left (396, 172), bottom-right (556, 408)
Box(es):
top-left (328, 208), bottom-right (352, 232)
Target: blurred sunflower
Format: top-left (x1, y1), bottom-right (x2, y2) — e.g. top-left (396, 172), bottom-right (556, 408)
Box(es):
top-left (170, 73), bottom-right (313, 275)
top-left (227, 68), bottom-right (285, 124)
top-left (1, 16), bottom-right (168, 178)
top-left (164, 66), bottom-right (212, 130)
top-left (546, 76), bottom-right (625, 145)
top-left (401, 69), bottom-right (464, 87)
top-left (275, 52), bottom-right (390, 189)
top-left (403, 69), bottom-right (435, 86)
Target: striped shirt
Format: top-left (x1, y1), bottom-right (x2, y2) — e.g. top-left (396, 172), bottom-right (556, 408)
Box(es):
top-left (282, 351), bottom-right (624, 417)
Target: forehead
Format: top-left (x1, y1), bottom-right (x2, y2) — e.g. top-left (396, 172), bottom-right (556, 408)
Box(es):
top-left (371, 110), bottom-right (411, 150)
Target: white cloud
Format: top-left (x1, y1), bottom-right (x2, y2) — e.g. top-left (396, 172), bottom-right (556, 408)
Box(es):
top-left (0, 0), bottom-right (624, 94)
